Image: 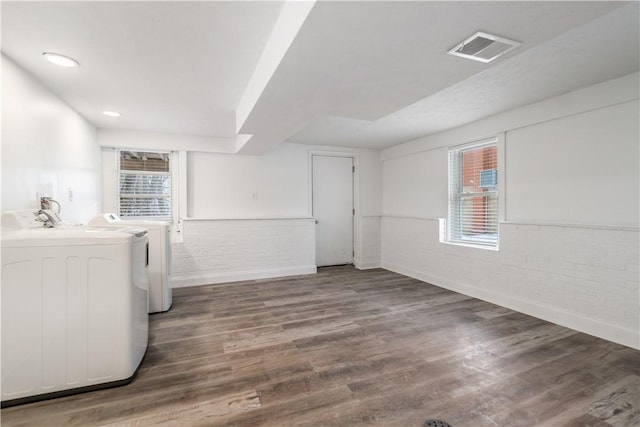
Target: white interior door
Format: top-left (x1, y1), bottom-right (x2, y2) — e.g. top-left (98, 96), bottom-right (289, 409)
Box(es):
top-left (312, 155), bottom-right (354, 267)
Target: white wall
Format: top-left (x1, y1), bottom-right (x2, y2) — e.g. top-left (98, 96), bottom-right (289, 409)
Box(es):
top-left (97, 128), bottom-right (244, 154)
top-left (381, 73), bottom-right (639, 349)
top-left (383, 148), bottom-right (447, 219)
top-left (1, 55), bottom-right (100, 223)
top-left (188, 143), bottom-right (308, 218)
top-left (506, 101), bottom-right (638, 226)
top-left (187, 142), bottom-right (383, 271)
top-left (98, 135), bottom-right (383, 285)
top-left (188, 142), bottom-right (382, 219)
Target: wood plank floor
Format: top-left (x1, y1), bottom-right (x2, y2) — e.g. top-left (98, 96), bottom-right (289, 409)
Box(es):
top-left (2, 266), bottom-right (638, 426)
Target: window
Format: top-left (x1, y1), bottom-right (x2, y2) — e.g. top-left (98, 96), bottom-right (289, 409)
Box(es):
top-left (448, 139), bottom-right (498, 247)
top-left (118, 150), bottom-right (172, 220)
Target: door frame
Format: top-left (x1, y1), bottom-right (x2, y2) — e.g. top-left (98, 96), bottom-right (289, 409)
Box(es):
top-left (308, 151), bottom-right (360, 266)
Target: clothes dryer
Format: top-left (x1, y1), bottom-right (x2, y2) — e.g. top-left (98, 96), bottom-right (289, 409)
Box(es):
top-left (88, 213), bottom-right (172, 313)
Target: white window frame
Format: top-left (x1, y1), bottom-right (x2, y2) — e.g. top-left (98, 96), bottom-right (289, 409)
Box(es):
top-left (447, 137), bottom-right (500, 249)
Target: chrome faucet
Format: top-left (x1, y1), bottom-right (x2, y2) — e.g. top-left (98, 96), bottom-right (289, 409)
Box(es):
top-left (35, 210), bottom-right (58, 228)
top-left (40, 197), bottom-right (61, 214)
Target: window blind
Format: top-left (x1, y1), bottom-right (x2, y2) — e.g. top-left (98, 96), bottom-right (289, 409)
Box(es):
top-left (119, 151), bottom-right (172, 220)
top-left (448, 141), bottom-right (498, 247)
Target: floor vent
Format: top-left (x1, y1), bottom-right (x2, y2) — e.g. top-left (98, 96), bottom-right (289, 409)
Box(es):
top-left (447, 31), bottom-right (521, 63)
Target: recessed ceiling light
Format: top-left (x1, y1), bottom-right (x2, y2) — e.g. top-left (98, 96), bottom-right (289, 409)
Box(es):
top-left (103, 111), bottom-right (121, 117)
top-left (42, 52), bottom-right (80, 67)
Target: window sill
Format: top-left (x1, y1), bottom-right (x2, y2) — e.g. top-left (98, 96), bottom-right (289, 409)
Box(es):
top-left (437, 220), bottom-right (499, 251)
top-left (440, 240), bottom-right (500, 251)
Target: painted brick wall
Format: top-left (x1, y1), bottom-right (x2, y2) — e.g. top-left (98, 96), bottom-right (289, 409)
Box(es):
top-left (382, 217), bottom-right (639, 349)
top-left (171, 218), bottom-right (316, 287)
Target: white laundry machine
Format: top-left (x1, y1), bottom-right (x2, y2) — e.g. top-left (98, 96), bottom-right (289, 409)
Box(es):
top-left (88, 213), bottom-right (172, 313)
top-left (1, 210), bottom-right (149, 407)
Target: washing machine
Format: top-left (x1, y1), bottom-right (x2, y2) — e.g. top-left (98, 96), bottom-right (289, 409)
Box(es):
top-left (1, 210), bottom-right (149, 407)
top-left (88, 213), bottom-right (172, 313)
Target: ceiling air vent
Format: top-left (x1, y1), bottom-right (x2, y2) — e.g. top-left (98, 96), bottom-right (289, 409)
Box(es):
top-left (448, 31), bottom-right (521, 63)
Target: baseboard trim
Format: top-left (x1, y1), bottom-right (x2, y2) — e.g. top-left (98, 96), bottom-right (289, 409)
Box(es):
top-left (383, 262), bottom-right (639, 350)
top-left (170, 265), bottom-right (318, 288)
top-left (355, 261), bottom-right (382, 270)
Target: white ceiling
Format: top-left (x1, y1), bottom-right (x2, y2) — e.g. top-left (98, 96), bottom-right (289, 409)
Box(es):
top-left (286, 3), bottom-right (640, 149)
top-left (1, 1), bottom-right (284, 137)
top-left (2, 1), bottom-right (638, 154)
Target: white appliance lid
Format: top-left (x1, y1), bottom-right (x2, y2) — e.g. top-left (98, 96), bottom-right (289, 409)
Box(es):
top-left (1, 228), bottom-right (133, 248)
top-left (87, 213), bottom-right (122, 225)
top-left (89, 214), bottom-right (169, 230)
top-left (86, 226), bottom-right (148, 238)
